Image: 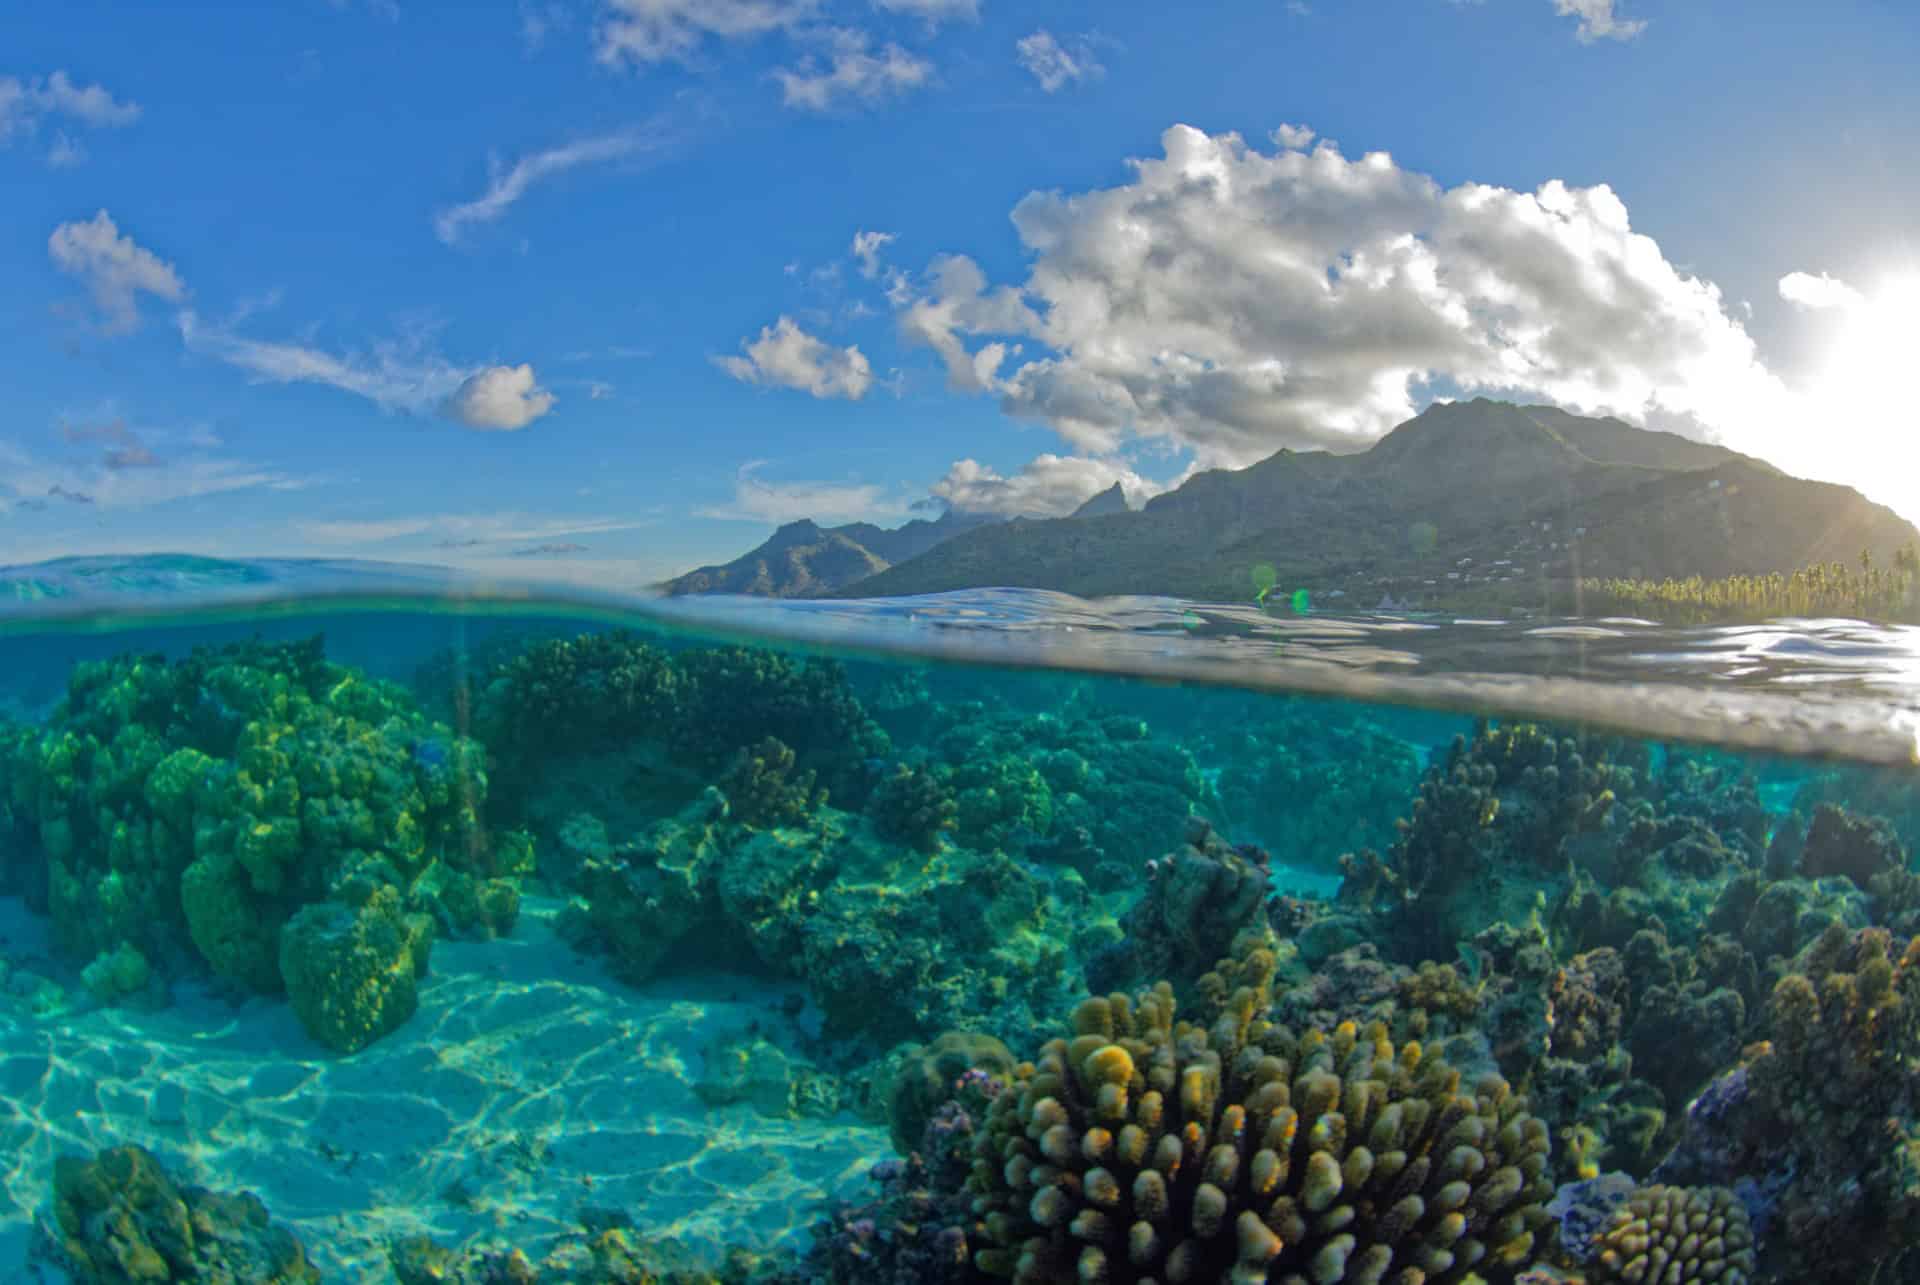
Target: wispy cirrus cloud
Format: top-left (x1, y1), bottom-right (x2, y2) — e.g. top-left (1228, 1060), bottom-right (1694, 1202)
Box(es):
top-left (434, 125), bottom-right (674, 244)
top-left (775, 28), bottom-right (931, 111)
top-left (698, 460), bottom-right (910, 525)
top-left (177, 310), bottom-right (470, 412)
top-left (47, 210), bottom-right (186, 333)
top-left (1015, 30), bottom-right (1104, 93)
top-left (596, 0), bottom-right (817, 67)
top-left (0, 435), bottom-right (301, 517)
top-left (297, 511), bottom-right (649, 547)
top-left (0, 70), bottom-right (140, 165)
top-left (180, 311), bottom-right (559, 430)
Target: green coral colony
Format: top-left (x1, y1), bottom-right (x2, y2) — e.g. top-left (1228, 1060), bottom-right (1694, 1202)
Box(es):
top-left (1, 621), bottom-right (1918, 1283)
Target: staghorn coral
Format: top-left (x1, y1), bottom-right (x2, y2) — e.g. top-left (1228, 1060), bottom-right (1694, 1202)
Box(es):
top-left (43, 1144), bottom-right (319, 1284)
top-left (1586, 1184), bottom-right (1756, 1285)
top-left (966, 976), bottom-right (1554, 1283)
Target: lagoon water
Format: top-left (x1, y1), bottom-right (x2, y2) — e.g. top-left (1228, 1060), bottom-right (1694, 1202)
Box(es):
top-left (2, 555), bottom-right (1917, 1283)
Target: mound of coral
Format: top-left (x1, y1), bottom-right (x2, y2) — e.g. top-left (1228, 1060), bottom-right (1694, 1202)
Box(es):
top-left (1, 637), bottom-right (528, 1051)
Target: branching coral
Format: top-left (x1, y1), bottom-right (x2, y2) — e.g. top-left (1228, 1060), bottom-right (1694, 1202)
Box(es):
top-left (1587, 1184), bottom-right (1756, 1284)
top-left (966, 976), bottom-right (1554, 1283)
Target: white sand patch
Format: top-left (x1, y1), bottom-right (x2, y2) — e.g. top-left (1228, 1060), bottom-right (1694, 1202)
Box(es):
top-left (0, 896), bottom-right (889, 1280)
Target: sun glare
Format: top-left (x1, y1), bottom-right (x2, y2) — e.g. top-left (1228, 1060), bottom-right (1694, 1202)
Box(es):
top-left (1804, 274), bottom-right (1920, 496)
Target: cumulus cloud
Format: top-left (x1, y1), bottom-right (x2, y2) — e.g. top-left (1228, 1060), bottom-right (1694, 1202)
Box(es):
top-left (47, 211), bottom-right (186, 333)
top-left (852, 229), bottom-right (895, 278)
top-left (178, 311), bottom-right (480, 415)
top-left (1778, 270), bottom-right (1863, 311)
top-left (435, 127), bottom-right (670, 244)
top-left (1015, 30), bottom-right (1104, 92)
top-left (596, 0), bottom-right (816, 67)
top-left (775, 29), bottom-right (932, 110)
top-left (0, 70), bottom-right (140, 163)
top-left (897, 253), bottom-right (1036, 393)
top-left (931, 454), bottom-right (1162, 517)
top-left (893, 124), bottom-right (1785, 467)
top-left (874, 0), bottom-right (978, 23)
top-left (1553, 0), bottom-right (1647, 43)
top-left (699, 460), bottom-right (910, 525)
top-left (1270, 122), bottom-right (1315, 150)
top-left (719, 316), bottom-right (874, 399)
top-left (445, 363), bottom-right (557, 430)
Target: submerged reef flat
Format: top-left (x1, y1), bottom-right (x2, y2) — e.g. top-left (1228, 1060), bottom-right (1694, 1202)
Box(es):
top-left (0, 895), bottom-right (887, 1280)
top-left (4, 620), bottom-right (1920, 1281)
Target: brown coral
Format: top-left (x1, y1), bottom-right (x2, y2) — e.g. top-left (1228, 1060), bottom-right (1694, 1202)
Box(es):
top-left (1589, 1184), bottom-right (1756, 1284)
top-left (966, 977), bottom-right (1553, 1283)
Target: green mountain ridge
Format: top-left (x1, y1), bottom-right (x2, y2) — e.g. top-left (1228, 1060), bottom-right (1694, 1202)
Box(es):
top-left (822, 400), bottom-right (1918, 608)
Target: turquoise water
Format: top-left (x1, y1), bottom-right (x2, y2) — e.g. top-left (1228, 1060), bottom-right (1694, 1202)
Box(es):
top-left (2, 558), bottom-right (1918, 1283)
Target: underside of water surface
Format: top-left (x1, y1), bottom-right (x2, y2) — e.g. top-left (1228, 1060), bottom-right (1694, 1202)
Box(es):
top-left (0, 573), bottom-right (1917, 1284)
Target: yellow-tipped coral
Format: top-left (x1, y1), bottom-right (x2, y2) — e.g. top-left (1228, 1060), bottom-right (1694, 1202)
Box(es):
top-left (1590, 1184), bottom-right (1755, 1284)
top-left (966, 978), bottom-right (1554, 1283)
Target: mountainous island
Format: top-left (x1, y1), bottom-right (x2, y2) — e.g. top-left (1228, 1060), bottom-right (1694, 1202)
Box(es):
top-left (666, 399), bottom-right (1920, 614)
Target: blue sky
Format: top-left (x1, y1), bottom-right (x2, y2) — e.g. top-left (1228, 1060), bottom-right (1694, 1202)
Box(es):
top-left (4, 0), bottom-right (1917, 587)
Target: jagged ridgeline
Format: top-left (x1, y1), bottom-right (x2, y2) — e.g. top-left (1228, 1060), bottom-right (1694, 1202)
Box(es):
top-left (1, 617), bottom-right (1917, 1283)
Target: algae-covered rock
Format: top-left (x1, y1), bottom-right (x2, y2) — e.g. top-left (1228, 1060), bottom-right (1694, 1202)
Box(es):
top-left (878, 1029), bottom-right (1014, 1153)
top-left (80, 941), bottom-right (154, 1006)
top-left (278, 886), bottom-right (433, 1053)
top-left (695, 1032), bottom-right (841, 1119)
top-left (48, 1143), bottom-right (318, 1283)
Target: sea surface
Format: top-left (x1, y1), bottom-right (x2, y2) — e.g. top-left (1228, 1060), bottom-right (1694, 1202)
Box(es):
top-left (1, 554), bottom-right (1917, 1283)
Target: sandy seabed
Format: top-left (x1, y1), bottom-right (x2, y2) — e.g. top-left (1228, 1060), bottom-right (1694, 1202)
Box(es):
top-left (0, 896), bottom-right (890, 1281)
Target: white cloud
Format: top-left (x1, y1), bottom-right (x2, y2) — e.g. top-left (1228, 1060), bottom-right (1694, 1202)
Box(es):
top-left (699, 460), bottom-right (910, 525)
top-left (596, 0), bottom-right (816, 67)
top-left (931, 454), bottom-right (1163, 517)
top-left (0, 436), bottom-right (297, 516)
top-left (178, 311), bottom-right (475, 414)
top-left (1270, 122), bottom-right (1315, 150)
top-left (894, 124), bottom-right (1786, 467)
top-left (435, 128), bottom-right (668, 244)
top-left (873, 0), bottom-right (978, 24)
top-left (1553, 0), bottom-right (1647, 43)
top-left (298, 512), bottom-right (646, 546)
top-left (444, 363), bottom-right (557, 430)
top-left (47, 211), bottom-right (186, 333)
top-left (896, 253), bottom-right (1037, 393)
top-left (852, 229), bottom-right (895, 278)
top-left (775, 29), bottom-right (932, 110)
top-left (1015, 30), bottom-right (1104, 93)
top-left (0, 71), bottom-right (140, 162)
top-left (719, 316), bottom-right (874, 399)
top-left (1778, 270), bottom-right (1863, 311)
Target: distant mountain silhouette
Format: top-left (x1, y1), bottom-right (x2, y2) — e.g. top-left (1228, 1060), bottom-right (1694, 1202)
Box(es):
top-left (663, 507), bottom-right (998, 597)
top-left (1069, 482), bottom-right (1131, 519)
top-left (798, 400), bottom-right (1920, 608)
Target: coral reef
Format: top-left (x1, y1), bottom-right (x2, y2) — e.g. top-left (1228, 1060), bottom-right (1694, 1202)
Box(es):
top-left (1087, 817), bottom-right (1272, 997)
top-left (879, 1030), bottom-right (1015, 1153)
top-left (868, 762), bottom-right (958, 855)
top-left (42, 1144), bottom-right (319, 1283)
top-left (1655, 925), bottom-right (1920, 1280)
top-left (1586, 1183), bottom-right (1756, 1284)
top-left (0, 637), bottom-right (524, 1048)
top-left (718, 737), bottom-right (826, 829)
top-left (967, 975), bottom-right (1554, 1282)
